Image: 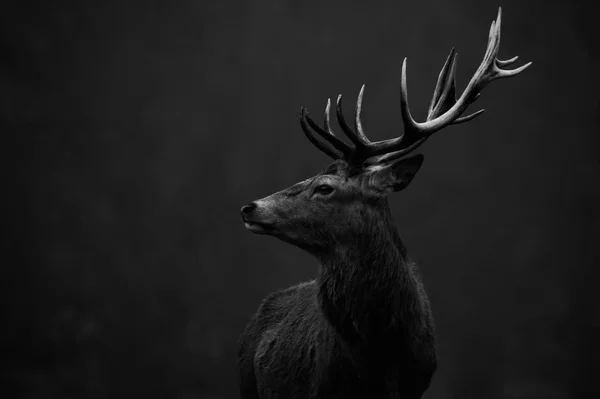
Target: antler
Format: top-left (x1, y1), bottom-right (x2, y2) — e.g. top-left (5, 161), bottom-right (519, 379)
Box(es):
top-left (299, 7), bottom-right (531, 166)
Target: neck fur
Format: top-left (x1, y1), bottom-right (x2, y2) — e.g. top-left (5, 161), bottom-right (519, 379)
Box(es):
top-left (316, 200), bottom-right (429, 361)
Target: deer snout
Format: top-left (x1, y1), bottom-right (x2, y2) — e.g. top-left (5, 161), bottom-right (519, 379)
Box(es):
top-left (240, 202), bottom-right (257, 220)
top-left (241, 201), bottom-right (276, 234)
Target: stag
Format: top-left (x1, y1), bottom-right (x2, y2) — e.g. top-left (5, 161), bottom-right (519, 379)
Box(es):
top-left (238, 8), bottom-right (530, 399)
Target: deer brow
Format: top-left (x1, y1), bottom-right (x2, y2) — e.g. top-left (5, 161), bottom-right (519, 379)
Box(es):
top-left (321, 164), bottom-right (340, 175)
top-left (286, 181), bottom-right (311, 197)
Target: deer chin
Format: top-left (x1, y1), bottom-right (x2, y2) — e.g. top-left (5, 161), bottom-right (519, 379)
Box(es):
top-left (244, 221), bottom-right (275, 235)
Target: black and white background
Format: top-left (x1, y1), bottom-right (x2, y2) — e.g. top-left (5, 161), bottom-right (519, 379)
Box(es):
top-left (2, 0), bottom-right (598, 398)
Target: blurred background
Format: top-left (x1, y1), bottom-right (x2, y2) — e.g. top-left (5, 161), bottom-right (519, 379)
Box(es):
top-left (1, 0), bottom-right (598, 398)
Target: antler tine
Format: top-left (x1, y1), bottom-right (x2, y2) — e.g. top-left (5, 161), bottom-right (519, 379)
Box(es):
top-left (336, 94), bottom-right (370, 148)
top-left (324, 98), bottom-right (333, 135)
top-left (299, 108), bottom-right (342, 159)
top-left (496, 55), bottom-right (519, 67)
top-left (368, 50), bottom-right (461, 165)
top-left (306, 104), bottom-right (353, 157)
top-left (427, 47), bottom-right (458, 120)
top-left (427, 49), bottom-right (486, 125)
top-left (398, 57), bottom-right (419, 140)
top-left (300, 107), bottom-right (350, 160)
top-left (354, 85), bottom-right (372, 145)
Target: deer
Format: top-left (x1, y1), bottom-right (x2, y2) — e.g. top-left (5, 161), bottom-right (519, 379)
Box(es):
top-left (237, 7), bottom-right (530, 399)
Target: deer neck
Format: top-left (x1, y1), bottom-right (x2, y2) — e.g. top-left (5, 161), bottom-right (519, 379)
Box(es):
top-left (316, 200), bottom-right (426, 356)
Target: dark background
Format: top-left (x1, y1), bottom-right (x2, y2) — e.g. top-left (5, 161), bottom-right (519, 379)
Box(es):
top-left (1, 0), bottom-right (598, 398)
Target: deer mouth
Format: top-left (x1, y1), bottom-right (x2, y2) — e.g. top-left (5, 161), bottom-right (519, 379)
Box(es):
top-left (244, 220), bottom-right (274, 234)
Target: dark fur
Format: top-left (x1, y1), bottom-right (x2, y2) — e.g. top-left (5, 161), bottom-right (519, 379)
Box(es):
top-left (238, 158), bottom-right (436, 399)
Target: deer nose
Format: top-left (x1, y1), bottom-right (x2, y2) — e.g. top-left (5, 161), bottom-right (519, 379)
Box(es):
top-left (240, 202), bottom-right (257, 218)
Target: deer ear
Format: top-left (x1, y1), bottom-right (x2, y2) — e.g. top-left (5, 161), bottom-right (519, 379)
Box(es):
top-left (369, 154), bottom-right (424, 193)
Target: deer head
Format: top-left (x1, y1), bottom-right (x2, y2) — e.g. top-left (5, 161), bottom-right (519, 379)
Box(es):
top-left (241, 8), bottom-right (530, 255)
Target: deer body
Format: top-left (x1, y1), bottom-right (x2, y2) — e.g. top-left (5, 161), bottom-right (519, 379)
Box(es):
top-left (238, 8), bottom-right (529, 399)
top-left (239, 195), bottom-right (436, 399)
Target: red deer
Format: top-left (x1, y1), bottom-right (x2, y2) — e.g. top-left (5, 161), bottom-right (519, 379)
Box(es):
top-left (238, 8), bottom-right (530, 399)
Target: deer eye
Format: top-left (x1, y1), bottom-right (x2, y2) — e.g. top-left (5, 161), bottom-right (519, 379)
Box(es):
top-left (313, 184), bottom-right (334, 196)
